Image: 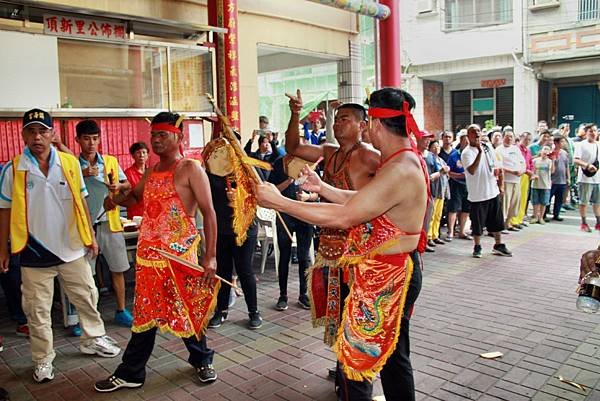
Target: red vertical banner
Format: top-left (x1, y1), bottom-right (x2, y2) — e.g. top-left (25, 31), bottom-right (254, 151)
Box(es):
top-left (223, 0), bottom-right (241, 131)
top-left (210, 0), bottom-right (241, 133)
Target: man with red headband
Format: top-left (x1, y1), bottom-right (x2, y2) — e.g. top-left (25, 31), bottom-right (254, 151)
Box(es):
top-left (258, 88), bottom-right (426, 401)
top-left (94, 112), bottom-right (219, 392)
top-left (283, 90), bottom-right (379, 380)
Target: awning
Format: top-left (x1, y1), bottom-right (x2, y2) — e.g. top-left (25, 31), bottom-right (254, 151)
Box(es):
top-left (300, 92), bottom-right (333, 120)
top-left (0, 0), bottom-right (226, 40)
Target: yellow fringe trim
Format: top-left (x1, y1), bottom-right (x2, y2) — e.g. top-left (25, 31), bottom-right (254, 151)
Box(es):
top-left (229, 156), bottom-right (257, 246)
top-left (334, 256), bottom-right (414, 382)
top-left (241, 156), bottom-right (272, 171)
top-left (132, 320), bottom-right (195, 339)
top-left (134, 237), bottom-right (221, 340)
top-left (136, 256), bottom-right (168, 269)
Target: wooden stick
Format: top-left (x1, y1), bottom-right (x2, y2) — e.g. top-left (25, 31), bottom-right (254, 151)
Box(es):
top-left (206, 93), bottom-right (294, 241)
top-left (149, 247), bottom-right (239, 290)
top-left (295, 156), bottom-right (324, 186)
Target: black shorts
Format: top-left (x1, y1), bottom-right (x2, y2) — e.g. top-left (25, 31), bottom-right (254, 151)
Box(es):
top-left (469, 195), bottom-right (505, 237)
top-left (447, 180), bottom-right (471, 213)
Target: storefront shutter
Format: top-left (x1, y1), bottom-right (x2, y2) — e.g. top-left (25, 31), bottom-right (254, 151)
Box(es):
top-left (496, 86), bottom-right (513, 127)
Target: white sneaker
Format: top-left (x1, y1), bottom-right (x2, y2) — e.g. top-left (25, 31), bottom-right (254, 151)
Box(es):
top-left (80, 335), bottom-right (121, 358)
top-left (33, 362), bottom-right (54, 383)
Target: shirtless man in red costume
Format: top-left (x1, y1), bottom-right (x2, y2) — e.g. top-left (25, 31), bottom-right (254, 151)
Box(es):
top-left (257, 88), bottom-right (427, 401)
top-left (94, 112), bottom-right (219, 393)
top-left (284, 90), bottom-right (379, 347)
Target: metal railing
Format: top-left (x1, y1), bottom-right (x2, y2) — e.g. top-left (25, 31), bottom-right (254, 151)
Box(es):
top-left (579, 0), bottom-right (600, 20)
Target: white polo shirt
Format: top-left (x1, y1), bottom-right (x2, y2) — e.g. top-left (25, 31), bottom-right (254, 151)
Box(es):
top-left (496, 144), bottom-right (525, 184)
top-left (0, 147), bottom-right (89, 262)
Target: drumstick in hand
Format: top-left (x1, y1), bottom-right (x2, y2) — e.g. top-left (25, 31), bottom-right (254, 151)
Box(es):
top-left (150, 247), bottom-right (239, 289)
top-left (295, 156), bottom-right (323, 186)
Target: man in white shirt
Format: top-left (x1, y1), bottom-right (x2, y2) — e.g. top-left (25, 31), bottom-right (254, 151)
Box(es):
top-left (76, 119), bottom-right (132, 327)
top-left (461, 124), bottom-right (512, 258)
top-left (573, 124), bottom-right (600, 232)
top-left (0, 109), bottom-right (120, 384)
top-left (495, 129), bottom-right (525, 231)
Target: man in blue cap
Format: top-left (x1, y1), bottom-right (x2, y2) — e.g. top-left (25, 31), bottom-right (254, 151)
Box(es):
top-left (0, 109), bottom-right (120, 384)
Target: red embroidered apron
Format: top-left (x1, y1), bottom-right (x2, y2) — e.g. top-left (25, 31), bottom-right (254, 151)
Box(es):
top-left (132, 162), bottom-right (219, 338)
top-left (308, 143), bottom-right (360, 345)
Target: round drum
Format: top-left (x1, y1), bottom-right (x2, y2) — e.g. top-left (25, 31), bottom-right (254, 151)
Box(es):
top-left (202, 138), bottom-right (234, 177)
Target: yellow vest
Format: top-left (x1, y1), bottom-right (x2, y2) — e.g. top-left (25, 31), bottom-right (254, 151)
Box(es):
top-left (11, 151), bottom-right (93, 253)
top-left (101, 155), bottom-right (124, 232)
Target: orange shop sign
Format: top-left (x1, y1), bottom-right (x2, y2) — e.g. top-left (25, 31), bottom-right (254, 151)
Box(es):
top-left (480, 79), bottom-right (506, 88)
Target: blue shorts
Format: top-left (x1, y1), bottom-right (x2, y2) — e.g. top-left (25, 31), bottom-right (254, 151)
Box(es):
top-left (531, 188), bottom-right (550, 206)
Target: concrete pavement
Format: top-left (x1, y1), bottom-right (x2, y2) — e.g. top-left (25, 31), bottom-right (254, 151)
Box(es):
top-left (1, 209), bottom-right (599, 401)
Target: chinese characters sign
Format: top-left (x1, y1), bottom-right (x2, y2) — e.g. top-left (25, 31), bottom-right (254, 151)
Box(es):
top-left (43, 14), bottom-right (126, 41)
top-left (480, 79), bottom-right (506, 88)
top-left (216, 0), bottom-right (240, 130)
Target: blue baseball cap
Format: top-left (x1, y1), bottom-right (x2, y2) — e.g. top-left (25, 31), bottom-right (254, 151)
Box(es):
top-left (22, 108), bottom-right (52, 130)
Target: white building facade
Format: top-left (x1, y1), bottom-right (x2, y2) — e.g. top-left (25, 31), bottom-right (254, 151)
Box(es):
top-left (401, 0), bottom-right (600, 134)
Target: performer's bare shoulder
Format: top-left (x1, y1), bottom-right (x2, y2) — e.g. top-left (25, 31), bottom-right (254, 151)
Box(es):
top-left (174, 158), bottom-right (213, 216)
top-left (381, 151), bottom-right (427, 233)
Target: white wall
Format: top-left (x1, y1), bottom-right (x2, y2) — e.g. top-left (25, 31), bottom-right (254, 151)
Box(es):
top-left (527, 0), bottom-right (579, 35)
top-left (0, 30), bottom-right (60, 109)
top-left (513, 64), bottom-right (538, 133)
top-left (400, 0), bottom-right (523, 66)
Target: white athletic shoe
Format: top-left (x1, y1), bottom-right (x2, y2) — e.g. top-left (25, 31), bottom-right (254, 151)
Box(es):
top-left (33, 362), bottom-right (54, 383)
top-left (80, 335), bottom-right (121, 358)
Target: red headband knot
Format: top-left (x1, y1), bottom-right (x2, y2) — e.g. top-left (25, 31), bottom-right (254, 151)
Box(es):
top-left (151, 123), bottom-right (182, 135)
top-left (367, 101), bottom-right (421, 139)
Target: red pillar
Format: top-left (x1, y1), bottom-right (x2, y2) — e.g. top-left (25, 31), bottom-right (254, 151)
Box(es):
top-left (379, 0), bottom-right (401, 88)
top-left (207, 0), bottom-right (241, 132)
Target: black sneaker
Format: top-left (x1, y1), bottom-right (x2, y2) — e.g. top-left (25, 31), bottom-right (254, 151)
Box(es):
top-left (275, 296), bottom-right (288, 311)
top-left (94, 375), bottom-right (143, 393)
top-left (492, 243), bottom-right (512, 257)
top-left (472, 245), bottom-right (482, 258)
top-left (207, 311), bottom-right (228, 329)
top-left (248, 312), bottom-right (263, 330)
top-left (298, 295), bottom-right (311, 310)
top-left (196, 363), bottom-right (217, 383)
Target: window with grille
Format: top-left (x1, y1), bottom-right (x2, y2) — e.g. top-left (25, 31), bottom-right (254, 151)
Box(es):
top-left (579, 0), bottom-right (600, 20)
top-left (451, 87), bottom-right (514, 130)
top-left (444, 0), bottom-right (512, 30)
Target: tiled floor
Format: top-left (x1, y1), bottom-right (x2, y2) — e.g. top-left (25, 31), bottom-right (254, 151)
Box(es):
top-left (1, 209), bottom-right (599, 400)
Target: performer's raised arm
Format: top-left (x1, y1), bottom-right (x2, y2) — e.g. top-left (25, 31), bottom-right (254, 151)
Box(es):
top-left (285, 90), bottom-right (334, 162)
